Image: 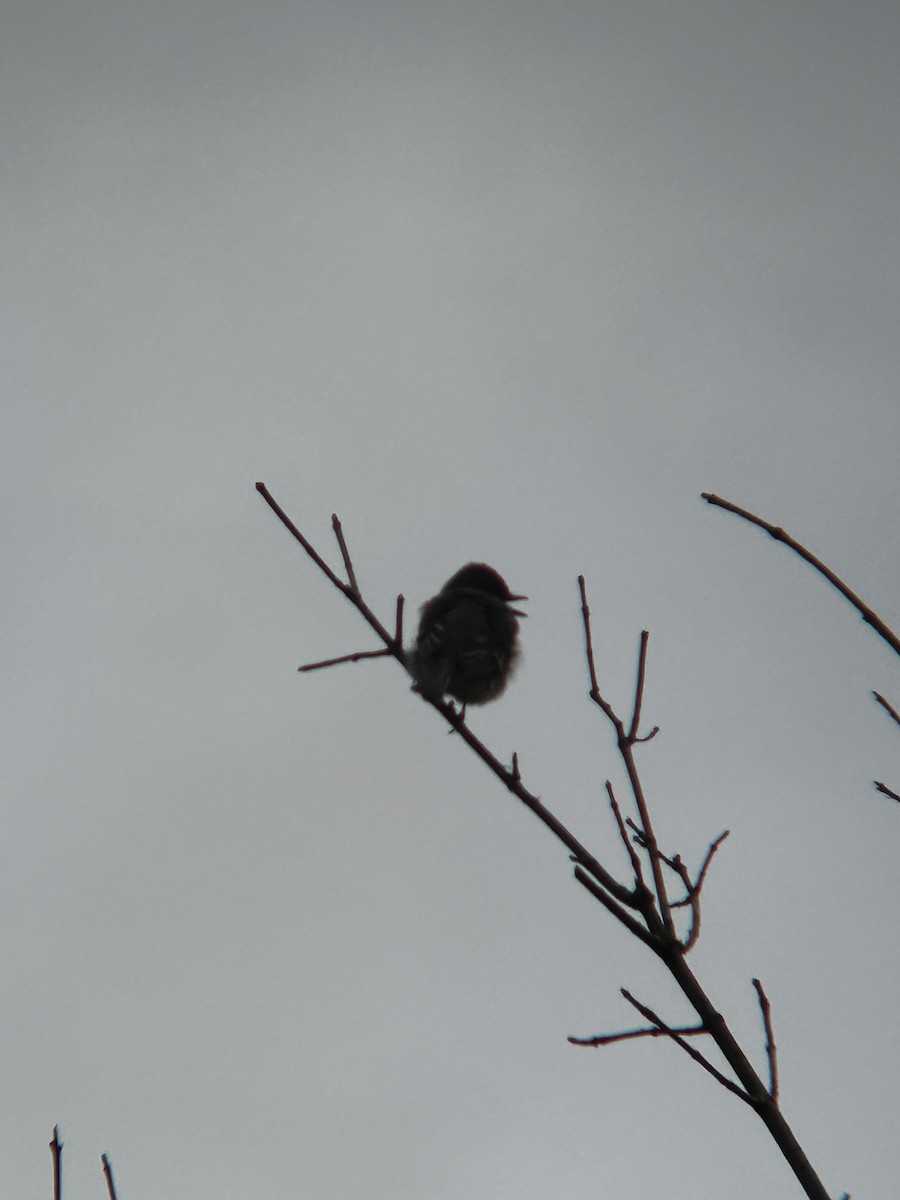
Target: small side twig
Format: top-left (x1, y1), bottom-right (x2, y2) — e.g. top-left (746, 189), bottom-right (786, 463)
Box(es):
top-left (874, 781), bottom-right (900, 804)
top-left (621, 989), bottom-right (753, 1105)
top-left (299, 648), bottom-right (393, 672)
top-left (395, 594), bottom-right (405, 646)
top-left (569, 1022), bottom-right (706, 1047)
top-left (752, 978), bottom-right (779, 1103)
top-left (702, 493), bottom-right (900, 657)
top-left (331, 513), bottom-right (359, 595)
top-left (101, 1154), bottom-right (119, 1200)
top-left (665, 831), bottom-right (730, 951)
top-left (606, 780), bottom-right (646, 888)
top-left (873, 691), bottom-right (900, 729)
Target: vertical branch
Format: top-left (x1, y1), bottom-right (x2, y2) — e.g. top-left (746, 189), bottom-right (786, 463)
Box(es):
top-left (753, 978), bottom-right (779, 1103)
top-left (50, 1127), bottom-right (62, 1200)
top-left (101, 1154), bottom-right (119, 1200)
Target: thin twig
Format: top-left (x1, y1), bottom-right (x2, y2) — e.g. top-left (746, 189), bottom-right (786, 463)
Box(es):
top-left (395, 594), bottom-right (405, 645)
top-left (258, 488), bottom-right (837, 1200)
top-left (702, 493), bottom-right (900, 657)
top-left (606, 781), bottom-right (646, 888)
top-left (665, 831), bottom-right (730, 951)
top-left (331, 513), bottom-right (359, 594)
top-left (569, 1022), bottom-right (706, 1047)
top-left (256, 483), bottom-right (348, 592)
top-left (875, 781), bottom-right (900, 803)
top-left (101, 1154), bottom-right (119, 1200)
top-left (573, 867), bottom-right (659, 948)
top-left (752, 978), bottom-right (779, 1103)
top-left (621, 990), bottom-right (753, 1105)
top-left (628, 631), bottom-right (651, 741)
top-left (256, 484), bottom-right (399, 655)
top-left (50, 1127), bottom-right (62, 1200)
top-left (578, 578), bottom-right (674, 935)
top-left (298, 648), bottom-right (393, 672)
top-left (873, 691), bottom-right (900, 729)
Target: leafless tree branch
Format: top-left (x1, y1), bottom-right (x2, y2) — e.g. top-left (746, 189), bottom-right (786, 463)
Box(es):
top-left (874, 781), bottom-right (900, 803)
top-left (50, 1127), bottom-right (63, 1200)
top-left (753, 978), bottom-right (779, 1103)
top-left (298, 648), bottom-right (393, 672)
top-left (701, 493), bottom-right (900, 657)
top-left (620, 989), bottom-right (753, 1106)
top-left (101, 1154), bottom-right (119, 1200)
top-left (257, 484), bottom-right (843, 1200)
top-left (873, 691), bottom-right (900, 728)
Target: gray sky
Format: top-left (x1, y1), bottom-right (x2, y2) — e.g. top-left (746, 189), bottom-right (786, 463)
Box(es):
top-left (4, 1), bottom-right (899, 1196)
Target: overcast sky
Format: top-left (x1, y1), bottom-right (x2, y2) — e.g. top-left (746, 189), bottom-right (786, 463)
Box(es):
top-left (4, 1), bottom-right (899, 1197)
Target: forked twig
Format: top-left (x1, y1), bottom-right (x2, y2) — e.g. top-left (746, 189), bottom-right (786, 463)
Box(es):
top-left (702, 493), bottom-right (900, 657)
top-left (578, 578), bottom-right (673, 936)
top-left (331, 514), bottom-right (359, 595)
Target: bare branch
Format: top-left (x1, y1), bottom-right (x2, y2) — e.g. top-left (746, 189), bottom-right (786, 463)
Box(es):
top-left (873, 691), bottom-right (900, 728)
top-left (752, 978), bottom-right (779, 1103)
top-left (665, 831), bottom-right (730, 951)
top-left (875, 781), bottom-right (900, 803)
top-left (606, 780), bottom-right (646, 889)
top-left (573, 867), bottom-right (659, 947)
top-left (298, 648), bottom-right (393, 672)
top-left (256, 484), bottom-right (399, 657)
top-left (50, 1127), bottom-right (62, 1200)
top-left (258, 488), bottom-right (838, 1200)
top-left (256, 483), bottom-right (348, 593)
top-left (621, 990), bottom-right (754, 1106)
top-left (395, 594), bottom-right (405, 645)
top-left (331, 513), bottom-right (359, 595)
top-left (578, 579), bottom-right (674, 936)
top-left (577, 575), bottom-right (603, 700)
top-left (569, 1022), bottom-right (706, 1047)
top-left (101, 1154), bottom-right (119, 1200)
top-left (627, 630), bottom-right (651, 741)
top-left (702, 493), bottom-right (900, 657)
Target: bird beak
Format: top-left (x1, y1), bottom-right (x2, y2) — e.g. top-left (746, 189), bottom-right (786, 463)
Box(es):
top-left (509, 595), bottom-right (528, 617)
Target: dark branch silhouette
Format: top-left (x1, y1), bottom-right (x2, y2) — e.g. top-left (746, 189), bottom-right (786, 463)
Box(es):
top-left (50, 1127), bottom-right (62, 1200)
top-left (701, 493), bottom-right (899, 657)
top-left (256, 482), bottom-right (847, 1200)
top-left (101, 1154), bottom-right (119, 1200)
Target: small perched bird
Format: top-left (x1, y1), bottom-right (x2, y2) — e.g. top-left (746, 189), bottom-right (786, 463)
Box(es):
top-left (408, 563), bottom-right (527, 707)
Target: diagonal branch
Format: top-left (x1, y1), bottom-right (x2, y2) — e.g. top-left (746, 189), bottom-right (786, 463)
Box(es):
top-left (702, 493), bottom-right (900, 657)
top-left (620, 989), bottom-right (753, 1106)
top-left (873, 691), bottom-right (900, 729)
top-left (101, 1154), bottom-right (119, 1200)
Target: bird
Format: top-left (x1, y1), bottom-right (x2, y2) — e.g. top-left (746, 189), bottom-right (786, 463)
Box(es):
top-left (407, 563), bottom-right (527, 709)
